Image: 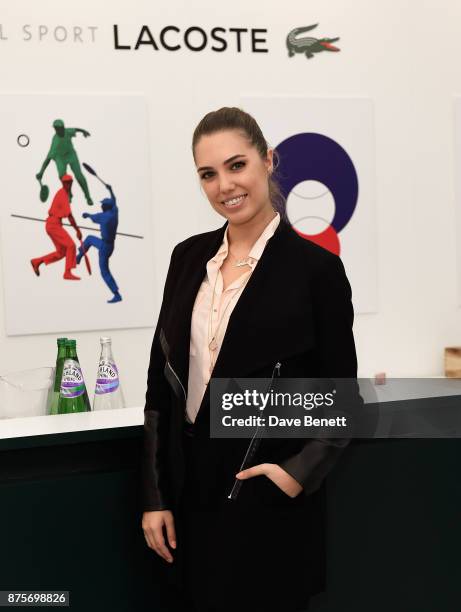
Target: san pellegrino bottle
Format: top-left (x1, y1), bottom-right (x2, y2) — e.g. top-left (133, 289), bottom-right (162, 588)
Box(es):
top-left (58, 340), bottom-right (91, 413)
top-left (48, 337), bottom-right (68, 415)
top-left (93, 337), bottom-right (125, 410)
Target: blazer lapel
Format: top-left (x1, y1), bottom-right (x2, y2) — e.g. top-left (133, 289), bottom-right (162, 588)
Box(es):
top-left (163, 222), bottom-right (227, 394)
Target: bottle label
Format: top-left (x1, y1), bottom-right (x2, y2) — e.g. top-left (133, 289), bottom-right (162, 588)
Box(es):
top-left (60, 359), bottom-right (86, 398)
top-left (95, 360), bottom-right (119, 395)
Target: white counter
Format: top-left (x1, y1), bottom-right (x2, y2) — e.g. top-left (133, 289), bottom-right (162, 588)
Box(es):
top-left (1, 378), bottom-right (460, 442)
top-left (0, 406), bottom-right (144, 440)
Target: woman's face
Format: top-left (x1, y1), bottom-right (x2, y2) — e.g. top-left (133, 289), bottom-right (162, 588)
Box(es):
top-left (194, 129), bottom-right (273, 225)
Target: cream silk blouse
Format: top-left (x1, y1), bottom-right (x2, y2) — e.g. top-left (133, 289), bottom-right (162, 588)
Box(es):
top-left (186, 212), bottom-right (281, 423)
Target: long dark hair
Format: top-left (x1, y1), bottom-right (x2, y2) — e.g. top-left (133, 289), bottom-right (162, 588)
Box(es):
top-left (192, 107), bottom-right (287, 222)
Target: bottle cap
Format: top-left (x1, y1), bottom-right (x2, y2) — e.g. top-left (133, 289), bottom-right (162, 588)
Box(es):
top-left (100, 337), bottom-right (111, 344)
top-left (57, 337), bottom-right (68, 345)
top-left (67, 339), bottom-right (77, 348)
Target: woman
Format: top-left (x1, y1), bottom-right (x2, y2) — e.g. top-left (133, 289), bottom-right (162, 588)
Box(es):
top-left (141, 107), bottom-right (359, 612)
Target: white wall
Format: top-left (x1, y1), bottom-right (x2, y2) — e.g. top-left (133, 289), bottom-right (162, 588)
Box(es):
top-left (1, 0), bottom-right (461, 409)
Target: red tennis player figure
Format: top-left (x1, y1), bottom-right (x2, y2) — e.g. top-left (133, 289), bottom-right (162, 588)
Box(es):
top-left (30, 174), bottom-right (83, 280)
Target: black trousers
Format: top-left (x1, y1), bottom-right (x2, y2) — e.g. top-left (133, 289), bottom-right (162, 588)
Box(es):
top-left (160, 426), bottom-right (318, 612)
top-left (164, 584), bottom-right (311, 612)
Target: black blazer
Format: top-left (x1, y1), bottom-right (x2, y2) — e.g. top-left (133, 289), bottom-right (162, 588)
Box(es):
top-left (142, 217), bottom-right (359, 512)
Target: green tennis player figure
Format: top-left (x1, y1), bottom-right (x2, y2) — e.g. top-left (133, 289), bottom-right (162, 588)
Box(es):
top-left (36, 119), bottom-right (94, 206)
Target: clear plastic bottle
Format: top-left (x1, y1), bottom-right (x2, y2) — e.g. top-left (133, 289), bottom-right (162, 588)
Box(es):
top-left (93, 337), bottom-right (125, 410)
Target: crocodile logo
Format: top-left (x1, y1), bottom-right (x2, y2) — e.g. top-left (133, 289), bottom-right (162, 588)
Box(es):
top-left (286, 24), bottom-right (340, 59)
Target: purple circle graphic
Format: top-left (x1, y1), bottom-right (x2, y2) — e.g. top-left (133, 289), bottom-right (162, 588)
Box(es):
top-left (275, 133), bottom-right (358, 233)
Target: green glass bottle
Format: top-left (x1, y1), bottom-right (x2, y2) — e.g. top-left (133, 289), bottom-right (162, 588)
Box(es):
top-left (58, 340), bottom-right (91, 414)
top-left (48, 337), bottom-right (68, 415)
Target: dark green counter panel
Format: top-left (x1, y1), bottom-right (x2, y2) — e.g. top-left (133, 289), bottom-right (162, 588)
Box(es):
top-left (321, 439), bottom-right (461, 612)
top-left (0, 429), bottom-right (169, 612)
top-left (0, 428), bottom-right (460, 612)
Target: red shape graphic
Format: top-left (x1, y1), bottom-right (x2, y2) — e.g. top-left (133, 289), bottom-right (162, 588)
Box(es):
top-left (294, 225), bottom-right (340, 255)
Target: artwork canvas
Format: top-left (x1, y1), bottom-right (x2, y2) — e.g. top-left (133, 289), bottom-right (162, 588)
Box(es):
top-left (0, 94), bottom-right (156, 335)
top-left (454, 98), bottom-right (461, 307)
top-left (241, 96), bottom-right (378, 314)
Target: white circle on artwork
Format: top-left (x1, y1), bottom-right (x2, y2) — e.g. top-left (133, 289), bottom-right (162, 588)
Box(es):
top-left (17, 134), bottom-right (30, 147)
top-left (286, 180), bottom-right (335, 235)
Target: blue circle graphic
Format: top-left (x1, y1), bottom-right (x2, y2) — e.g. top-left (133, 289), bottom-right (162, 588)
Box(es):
top-left (275, 133), bottom-right (359, 233)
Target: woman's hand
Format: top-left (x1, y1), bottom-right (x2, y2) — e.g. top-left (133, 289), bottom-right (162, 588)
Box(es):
top-left (236, 463), bottom-right (303, 498)
top-left (142, 510), bottom-right (176, 563)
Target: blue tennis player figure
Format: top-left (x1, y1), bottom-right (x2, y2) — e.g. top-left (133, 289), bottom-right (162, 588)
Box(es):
top-left (77, 183), bottom-right (122, 303)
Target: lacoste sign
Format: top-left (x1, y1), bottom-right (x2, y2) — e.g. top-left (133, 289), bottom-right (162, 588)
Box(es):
top-left (0, 22), bottom-right (341, 60)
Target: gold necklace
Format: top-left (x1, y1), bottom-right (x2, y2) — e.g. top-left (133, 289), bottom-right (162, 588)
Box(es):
top-left (228, 249), bottom-right (252, 268)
